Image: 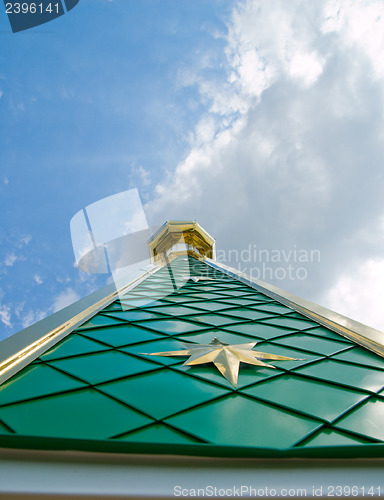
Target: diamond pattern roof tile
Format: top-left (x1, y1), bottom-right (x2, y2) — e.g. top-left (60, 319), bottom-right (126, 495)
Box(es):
top-left (1, 255), bottom-right (384, 458)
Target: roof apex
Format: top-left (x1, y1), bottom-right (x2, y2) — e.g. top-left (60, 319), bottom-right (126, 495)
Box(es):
top-left (147, 221), bottom-right (216, 262)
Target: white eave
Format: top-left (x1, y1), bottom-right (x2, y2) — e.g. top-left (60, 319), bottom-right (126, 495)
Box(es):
top-left (1, 447), bottom-right (384, 499)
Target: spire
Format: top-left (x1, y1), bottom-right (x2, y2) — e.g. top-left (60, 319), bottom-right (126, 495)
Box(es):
top-left (147, 220), bottom-right (216, 262)
top-left (1, 221), bottom-right (384, 458)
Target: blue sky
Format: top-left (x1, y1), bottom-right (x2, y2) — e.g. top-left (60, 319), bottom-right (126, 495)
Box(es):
top-left (0, 0), bottom-right (230, 338)
top-left (2, 0), bottom-right (384, 340)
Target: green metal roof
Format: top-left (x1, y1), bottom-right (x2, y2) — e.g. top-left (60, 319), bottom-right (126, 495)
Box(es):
top-left (1, 256), bottom-right (384, 458)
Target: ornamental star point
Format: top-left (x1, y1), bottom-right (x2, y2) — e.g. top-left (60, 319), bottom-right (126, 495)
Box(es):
top-left (141, 337), bottom-right (300, 387)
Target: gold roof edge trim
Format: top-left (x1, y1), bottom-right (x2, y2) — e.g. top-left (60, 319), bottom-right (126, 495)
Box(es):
top-left (205, 258), bottom-right (384, 358)
top-left (0, 264), bottom-right (163, 386)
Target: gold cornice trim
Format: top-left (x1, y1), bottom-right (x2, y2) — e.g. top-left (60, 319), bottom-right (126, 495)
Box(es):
top-left (205, 258), bottom-right (384, 358)
top-left (0, 265), bottom-right (162, 386)
top-left (0, 293), bottom-right (118, 384)
top-left (148, 221), bottom-right (216, 263)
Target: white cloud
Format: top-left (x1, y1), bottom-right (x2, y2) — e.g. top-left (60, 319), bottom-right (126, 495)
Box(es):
top-left (0, 305), bottom-right (12, 328)
top-left (6, 288), bottom-right (78, 330)
top-left (21, 309), bottom-right (48, 329)
top-left (33, 275), bottom-right (43, 285)
top-left (56, 276), bottom-right (71, 283)
top-left (226, 1), bottom-right (326, 98)
top-left (14, 302), bottom-right (25, 319)
top-left (4, 253), bottom-right (17, 267)
top-left (129, 164), bottom-right (151, 187)
top-left (3, 177), bottom-right (8, 185)
top-left (288, 51), bottom-right (324, 88)
top-left (145, 0), bottom-right (384, 329)
top-left (51, 287), bottom-right (80, 313)
top-left (322, 0), bottom-right (384, 79)
top-left (20, 235), bottom-right (32, 246)
top-left (324, 258), bottom-right (384, 331)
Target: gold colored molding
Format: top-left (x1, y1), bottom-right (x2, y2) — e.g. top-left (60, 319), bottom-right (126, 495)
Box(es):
top-left (147, 221), bottom-right (216, 263)
top-left (0, 265), bottom-right (162, 386)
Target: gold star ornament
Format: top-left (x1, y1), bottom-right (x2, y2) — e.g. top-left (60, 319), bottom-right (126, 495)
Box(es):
top-left (142, 338), bottom-right (300, 387)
